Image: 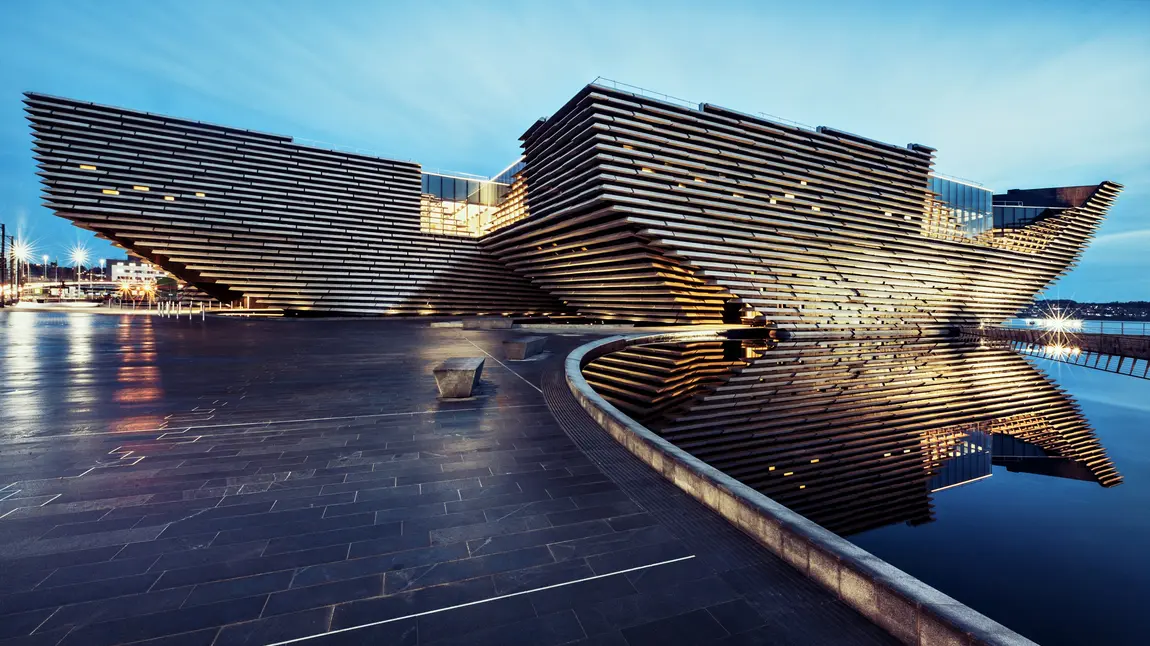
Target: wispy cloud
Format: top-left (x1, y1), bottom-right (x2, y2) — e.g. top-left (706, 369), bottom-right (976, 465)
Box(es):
top-left (1, 0), bottom-right (1147, 298)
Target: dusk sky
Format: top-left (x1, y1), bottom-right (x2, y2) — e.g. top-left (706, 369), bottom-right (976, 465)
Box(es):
top-left (1, 0), bottom-right (1146, 300)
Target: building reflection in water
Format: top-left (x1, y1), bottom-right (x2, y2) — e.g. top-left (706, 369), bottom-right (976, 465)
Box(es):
top-left (1, 312), bottom-right (45, 437)
top-left (583, 337), bottom-right (1122, 537)
top-left (112, 316), bottom-right (165, 431)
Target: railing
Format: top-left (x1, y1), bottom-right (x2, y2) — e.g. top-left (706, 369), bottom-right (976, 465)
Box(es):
top-left (756, 111), bottom-right (815, 131)
top-left (591, 77), bottom-right (699, 110)
top-left (1001, 319), bottom-right (1150, 336)
top-left (929, 172), bottom-right (986, 188)
top-left (291, 137), bottom-right (401, 161)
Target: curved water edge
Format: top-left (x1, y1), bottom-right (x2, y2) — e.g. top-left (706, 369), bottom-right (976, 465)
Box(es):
top-left (565, 330), bottom-right (1037, 646)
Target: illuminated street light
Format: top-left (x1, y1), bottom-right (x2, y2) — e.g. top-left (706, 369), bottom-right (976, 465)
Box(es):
top-left (69, 244), bottom-right (89, 295)
top-left (11, 239), bottom-right (31, 263)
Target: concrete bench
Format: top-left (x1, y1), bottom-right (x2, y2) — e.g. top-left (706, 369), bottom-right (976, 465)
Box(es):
top-left (433, 357), bottom-right (485, 398)
top-left (462, 317), bottom-right (513, 330)
top-left (503, 336), bottom-right (547, 360)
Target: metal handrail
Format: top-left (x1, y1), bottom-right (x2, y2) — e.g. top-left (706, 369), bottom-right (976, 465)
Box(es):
top-left (591, 77), bottom-right (698, 110)
top-left (929, 172), bottom-right (986, 188)
top-left (999, 319), bottom-right (1150, 336)
top-left (756, 111), bottom-right (815, 131)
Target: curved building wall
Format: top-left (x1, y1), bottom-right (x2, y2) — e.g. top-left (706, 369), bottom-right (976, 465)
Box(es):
top-left (483, 85), bottom-right (1121, 333)
top-left (24, 93), bottom-right (562, 316)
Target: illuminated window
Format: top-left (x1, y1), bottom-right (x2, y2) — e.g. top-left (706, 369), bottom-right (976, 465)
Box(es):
top-left (768, 466), bottom-right (775, 471)
top-left (163, 196), bottom-right (175, 201)
top-left (800, 180), bottom-right (808, 185)
top-left (133, 186), bottom-right (149, 191)
top-left (101, 189), bottom-right (119, 195)
top-left (641, 168), bottom-right (654, 173)
top-left (79, 164), bottom-right (97, 170)
top-left (769, 198), bottom-right (777, 204)
top-left (732, 193), bottom-right (743, 199)
top-left (622, 144), bottom-right (633, 150)
top-left (810, 458), bottom-right (819, 463)
top-left (799, 485), bottom-right (806, 489)
top-left (784, 193), bottom-right (795, 199)
top-left (195, 192), bottom-right (206, 197)
top-left (783, 471), bottom-right (793, 476)
top-left (694, 177), bottom-right (706, 183)
top-left (811, 206), bottom-right (820, 212)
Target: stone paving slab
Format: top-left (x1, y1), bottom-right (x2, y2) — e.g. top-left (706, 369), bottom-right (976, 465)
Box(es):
top-left (0, 311), bottom-right (895, 645)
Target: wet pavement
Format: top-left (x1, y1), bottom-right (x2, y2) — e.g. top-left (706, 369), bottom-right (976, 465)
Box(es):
top-left (0, 311), bottom-right (895, 646)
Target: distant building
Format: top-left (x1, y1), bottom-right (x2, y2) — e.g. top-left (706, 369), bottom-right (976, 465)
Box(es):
top-left (108, 258), bottom-right (167, 283)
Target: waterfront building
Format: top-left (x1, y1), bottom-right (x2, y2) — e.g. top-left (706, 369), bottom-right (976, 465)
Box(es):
top-left (108, 258), bottom-right (168, 283)
top-left (25, 83), bottom-right (1121, 330)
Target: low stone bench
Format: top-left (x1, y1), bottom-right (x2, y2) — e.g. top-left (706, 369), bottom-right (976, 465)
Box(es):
top-left (433, 357), bottom-right (484, 398)
top-left (462, 317), bottom-right (513, 330)
top-left (504, 336), bottom-right (546, 360)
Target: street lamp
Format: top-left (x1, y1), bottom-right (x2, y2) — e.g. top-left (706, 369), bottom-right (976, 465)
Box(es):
top-left (69, 245), bottom-right (89, 298)
top-left (11, 239), bottom-right (31, 299)
top-left (99, 258), bottom-right (106, 280)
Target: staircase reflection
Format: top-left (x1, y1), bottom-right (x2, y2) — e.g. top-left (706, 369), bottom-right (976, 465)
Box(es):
top-left (583, 337), bottom-right (1122, 537)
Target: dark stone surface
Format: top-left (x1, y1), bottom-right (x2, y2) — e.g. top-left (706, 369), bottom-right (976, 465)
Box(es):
top-left (0, 311), bottom-right (894, 645)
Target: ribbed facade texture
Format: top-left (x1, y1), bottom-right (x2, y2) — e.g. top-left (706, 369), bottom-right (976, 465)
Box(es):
top-left (485, 85), bottom-right (1122, 332)
top-left (583, 337), bottom-right (1122, 536)
top-left (24, 93), bottom-right (561, 315)
top-left (27, 84), bottom-right (1120, 328)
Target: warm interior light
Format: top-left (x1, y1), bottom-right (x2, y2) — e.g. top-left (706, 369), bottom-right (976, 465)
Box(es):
top-left (79, 164), bottom-right (97, 170)
top-left (195, 192), bottom-right (206, 197)
top-left (133, 186), bottom-right (149, 191)
top-left (163, 196), bottom-right (175, 201)
top-left (102, 189), bottom-right (119, 195)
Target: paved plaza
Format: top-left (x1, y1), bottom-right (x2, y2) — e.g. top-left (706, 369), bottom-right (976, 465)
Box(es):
top-left (0, 311), bottom-right (895, 646)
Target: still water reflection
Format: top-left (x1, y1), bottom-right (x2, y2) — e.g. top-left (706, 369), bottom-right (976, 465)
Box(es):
top-left (584, 336), bottom-right (1145, 645)
top-left (585, 336), bottom-right (1120, 536)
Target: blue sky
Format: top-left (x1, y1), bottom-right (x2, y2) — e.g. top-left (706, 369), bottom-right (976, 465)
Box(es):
top-left (1, 0), bottom-right (1146, 300)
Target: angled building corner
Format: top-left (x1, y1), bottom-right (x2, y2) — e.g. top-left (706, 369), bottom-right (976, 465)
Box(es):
top-left (23, 85), bottom-right (1121, 329)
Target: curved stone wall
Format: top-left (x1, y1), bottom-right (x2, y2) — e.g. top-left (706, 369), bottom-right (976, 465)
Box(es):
top-left (565, 331), bottom-right (1037, 646)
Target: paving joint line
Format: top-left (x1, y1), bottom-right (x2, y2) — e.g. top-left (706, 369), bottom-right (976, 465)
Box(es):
top-left (266, 554), bottom-right (696, 645)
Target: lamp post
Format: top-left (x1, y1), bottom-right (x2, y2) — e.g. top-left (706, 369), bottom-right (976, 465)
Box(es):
top-left (70, 246), bottom-right (89, 300)
top-left (42, 254), bottom-right (48, 281)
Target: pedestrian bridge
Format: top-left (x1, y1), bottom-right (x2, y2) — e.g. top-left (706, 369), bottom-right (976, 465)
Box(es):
top-left (963, 325), bottom-right (1150, 380)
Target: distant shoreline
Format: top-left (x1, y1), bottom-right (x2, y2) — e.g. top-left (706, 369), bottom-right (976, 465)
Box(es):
top-left (1022, 300), bottom-right (1150, 322)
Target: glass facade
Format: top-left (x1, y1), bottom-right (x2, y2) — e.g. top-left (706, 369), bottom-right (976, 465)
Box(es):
top-left (418, 159), bottom-right (526, 237)
top-left (992, 205), bottom-right (1052, 229)
top-left (420, 172), bottom-right (510, 207)
top-left (929, 175), bottom-right (994, 237)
